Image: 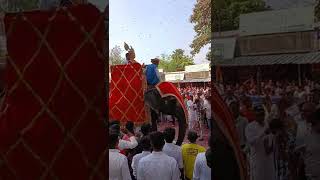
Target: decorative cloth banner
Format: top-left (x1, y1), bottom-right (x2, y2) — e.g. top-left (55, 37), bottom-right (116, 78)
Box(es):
top-left (0, 4), bottom-right (107, 180)
top-left (109, 63), bottom-right (149, 124)
top-left (156, 82), bottom-right (188, 123)
top-left (211, 82), bottom-right (248, 180)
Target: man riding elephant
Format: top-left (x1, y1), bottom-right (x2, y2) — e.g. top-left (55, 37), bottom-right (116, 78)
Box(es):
top-left (146, 58), bottom-right (161, 90)
top-left (145, 58), bottom-right (161, 131)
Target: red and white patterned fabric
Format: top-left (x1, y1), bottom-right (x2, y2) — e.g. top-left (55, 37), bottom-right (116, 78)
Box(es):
top-left (156, 82), bottom-right (188, 122)
top-left (0, 4), bottom-right (107, 179)
top-left (109, 63), bottom-right (149, 124)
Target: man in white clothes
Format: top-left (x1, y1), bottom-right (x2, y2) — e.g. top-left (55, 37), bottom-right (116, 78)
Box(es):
top-left (229, 101), bottom-right (248, 150)
top-left (245, 107), bottom-right (275, 180)
top-left (193, 136), bottom-right (212, 180)
top-left (109, 132), bottom-right (132, 180)
top-left (203, 96), bottom-right (212, 130)
top-left (187, 96), bottom-right (197, 129)
top-left (137, 131), bottom-right (180, 180)
top-left (304, 108), bottom-right (320, 180)
top-left (163, 127), bottom-right (184, 179)
top-left (131, 136), bottom-right (151, 179)
top-left (110, 124), bottom-right (138, 150)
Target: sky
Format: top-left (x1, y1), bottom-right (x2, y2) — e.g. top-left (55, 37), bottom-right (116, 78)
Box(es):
top-left (109, 0), bottom-right (210, 64)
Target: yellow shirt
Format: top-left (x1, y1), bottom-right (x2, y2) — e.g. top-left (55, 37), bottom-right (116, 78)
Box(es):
top-left (181, 143), bottom-right (206, 179)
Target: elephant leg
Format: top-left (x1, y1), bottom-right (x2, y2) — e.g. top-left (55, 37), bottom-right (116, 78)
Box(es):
top-left (150, 109), bottom-right (158, 132)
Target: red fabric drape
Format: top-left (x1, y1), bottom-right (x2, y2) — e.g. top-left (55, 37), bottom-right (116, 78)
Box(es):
top-left (109, 63), bottom-right (148, 124)
top-left (156, 82), bottom-right (188, 121)
top-left (211, 83), bottom-right (247, 180)
top-left (216, 65), bottom-right (223, 83)
top-left (0, 5), bottom-right (107, 179)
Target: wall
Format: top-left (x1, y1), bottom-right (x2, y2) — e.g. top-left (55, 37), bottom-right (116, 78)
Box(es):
top-left (238, 31), bottom-right (315, 56)
top-left (185, 71), bottom-right (210, 80)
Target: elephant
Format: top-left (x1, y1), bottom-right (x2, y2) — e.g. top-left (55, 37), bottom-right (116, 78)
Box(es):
top-left (144, 88), bottom-right (187, 146)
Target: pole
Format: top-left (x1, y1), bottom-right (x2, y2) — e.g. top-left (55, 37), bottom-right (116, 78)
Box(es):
top-left (298, 64), bottom-right (302, 86)
top-left (257, 66), bottom-right (261, 94)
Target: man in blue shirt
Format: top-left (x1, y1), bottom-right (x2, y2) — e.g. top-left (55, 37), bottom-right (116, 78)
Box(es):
top-left (145, 58), bottom-right (161, 131)
top-left (146, 58), bottom-right (161, 89)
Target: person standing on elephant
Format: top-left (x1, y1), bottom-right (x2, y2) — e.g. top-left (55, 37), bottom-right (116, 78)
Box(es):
top-left (125, 51), bottom-right (138, 64)
top-left (124, 43), bottom-right (139, 64)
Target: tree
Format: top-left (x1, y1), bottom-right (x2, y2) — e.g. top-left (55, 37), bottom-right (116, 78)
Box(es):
top-left (5, 0), bottom-right (39, 11)
top-left (109, 45), bottom-right (125, 65)
top-left (190, 0), bottom-right (211, 57)
top-left (316, 0), bottom-right (320, 21)
top-left (158, 49), bottom-right (194, 72)
top-left (158, 54), bottom-right (171, 71)
top-left (189, 0), bottom-right (269, 60)
top-left (213, 0), bottom-right (269, 32)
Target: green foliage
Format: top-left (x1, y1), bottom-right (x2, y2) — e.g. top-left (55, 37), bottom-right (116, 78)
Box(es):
top-left (109, 45), bottom-right (125, 65)
top-left (4, 0), bottom-right (39, 11)
top-left (190, 0), bottom-right (211, 56)
top-left (213, 0), bottom-right (269, 32)
top-left (158, 49), bottom-right (194, 72)
top-left (316, 0), bottom-right (320, 21)
top-left (189, 0), bottom-right (269, 60)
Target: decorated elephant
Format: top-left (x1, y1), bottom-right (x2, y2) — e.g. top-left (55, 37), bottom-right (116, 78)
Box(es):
top-left (144, 86), bottom-right (187, 146)
top-left (109, 43), bottom-right (188, 145)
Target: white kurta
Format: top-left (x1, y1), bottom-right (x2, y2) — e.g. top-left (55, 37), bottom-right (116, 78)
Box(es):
top-left (109, 149), bottom-right (132, 180)
top-left (193, 152), bottom-right (211, 180)
top-left (118, 136), bottom-right (138, 150)
top-left (245, 122), bottom-right (276, 180)
top-left (203, 99), bottom-right (211, 119)
top-left (131, 151), bottom-right (151, 178)
top-left (163, 143), bottom-right (183, 169)
top-left (304, 131), bottom-right (320, 180)
top-left (137, 151), bottom-right (180, 180)
top-left (187, 100), bottom-right (197, 128)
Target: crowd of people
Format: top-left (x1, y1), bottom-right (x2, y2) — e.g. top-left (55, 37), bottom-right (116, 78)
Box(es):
top-left (109, 45), bottom-right (214, 180)
top-left (109, 121), bottom-right (212, 180)
top-left (180, 86), bottom-right (212, 130)
top-left (108, 78), bottom-right (320, 180)
top-left (159, 86), bottom-right (212, 141)
top-left (217, 79), bottom-right (320, 180)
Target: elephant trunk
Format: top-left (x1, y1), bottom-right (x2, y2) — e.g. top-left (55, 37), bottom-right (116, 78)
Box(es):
top-left (175, 106), bottom-right (187, 146)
